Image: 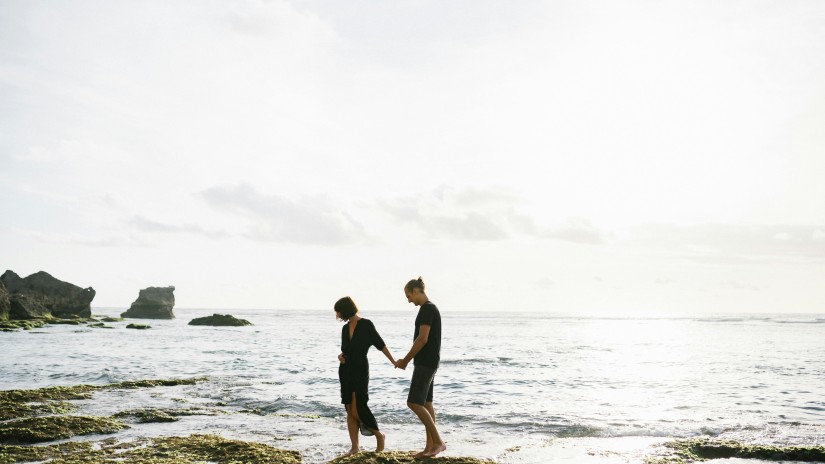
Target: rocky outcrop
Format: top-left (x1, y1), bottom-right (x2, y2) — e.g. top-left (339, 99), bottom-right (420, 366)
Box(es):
top-left (188, 314), bottom-right (252, 327)
top-left (0, 270), bottom-right (95, 319)
top-left (0, 281), bottom-right (9, 321)
top-left (9, 294), bottom-right (50, 319)
top-left (121, 287), bottom-right (175, 319)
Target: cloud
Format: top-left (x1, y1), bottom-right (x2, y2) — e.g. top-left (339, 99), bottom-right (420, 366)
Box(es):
top-left (127, 215), bottom-right (228, 239)
top-left (199, 183), bottom-right (367, 245)
top-left (27, 230), bottom-right (150, 248)
top-left (532, 218), bottom-right (607, 244)
top-left (380, 185), bottom-right (609, 244)
top-left (533, 277), bottom-right (555, 290)
top-left (623, 223), bottom-right (825, 262)
top-left (380, 186), bottom-right (521, 241)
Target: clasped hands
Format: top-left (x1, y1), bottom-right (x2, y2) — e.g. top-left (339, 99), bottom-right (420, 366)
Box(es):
top-left (394, 358), bottom-right (410, 370)
top-left (337, 353), bottom-right (410, 370)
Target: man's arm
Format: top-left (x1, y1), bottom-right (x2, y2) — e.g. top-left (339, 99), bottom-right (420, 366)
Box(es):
top-left (395, 325), bottom-right (430, 370)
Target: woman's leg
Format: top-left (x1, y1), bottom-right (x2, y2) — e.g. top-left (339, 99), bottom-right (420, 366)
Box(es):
top-left (365, 426), bottom-right (385, 452)
top-left (344, 394), bottom-right (359, 455)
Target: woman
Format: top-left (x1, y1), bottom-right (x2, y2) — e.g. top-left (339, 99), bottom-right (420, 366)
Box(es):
top-left (335, 296), bottom-right (396, 455)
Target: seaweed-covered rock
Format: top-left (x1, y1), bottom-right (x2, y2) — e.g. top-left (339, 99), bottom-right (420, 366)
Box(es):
top-left (125, 323), bottom-right (151, 330)
top-left (0, 434), bottom-right (301, 463)
top-left (121, 286), bottom-right (175, 319)
top-left (0, 415), bottom-right (127, 444)
top-left (0, 281), bottom-right (9, 321)
top-left (189, 314), bottom-right (253, 327)
top-left (0, 270), bottom-right (95, 319)
top-left (0, 319), bottom-right (48, 332)
top-left (649, 438), bottom-right (825, 464)
top-left (114, 407), bottom-right (222, 424)
top-left (0, 378), bottom-right (207, 422)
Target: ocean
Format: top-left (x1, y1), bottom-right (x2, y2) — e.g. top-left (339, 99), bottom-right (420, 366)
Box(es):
top-left (2, 308), bottom-right (824, 463)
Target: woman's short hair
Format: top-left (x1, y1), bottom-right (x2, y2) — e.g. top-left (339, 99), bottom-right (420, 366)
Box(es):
top-left (404, 276), bottom-right (425, 294)
top-left (334, 296), bottom-right (359, 321)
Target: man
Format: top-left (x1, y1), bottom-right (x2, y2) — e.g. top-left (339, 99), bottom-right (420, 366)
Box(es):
top-left (395, 276), bottom-right (446, 458)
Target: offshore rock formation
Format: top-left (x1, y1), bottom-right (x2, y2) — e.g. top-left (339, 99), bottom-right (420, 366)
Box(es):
top-left (188, 314), bottom-right (252, 327)
top-left (121, 287), bottom-right (175, 319)
top-left (0, 270), bottom-right (95, 319)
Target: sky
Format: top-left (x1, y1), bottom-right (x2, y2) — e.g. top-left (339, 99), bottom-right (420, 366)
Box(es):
top-left (1, 0), bottom-right (824, 314)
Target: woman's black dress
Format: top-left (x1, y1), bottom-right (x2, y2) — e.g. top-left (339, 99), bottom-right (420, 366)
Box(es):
top-left (339, 318), bottom-right (386, 435)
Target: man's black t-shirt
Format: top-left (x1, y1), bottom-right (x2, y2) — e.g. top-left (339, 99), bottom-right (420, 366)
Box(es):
top-left (413, 301), bottom-right (441, 368)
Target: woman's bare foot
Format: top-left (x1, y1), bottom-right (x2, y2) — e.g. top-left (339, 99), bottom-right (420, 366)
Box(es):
top-left (423, 442), bottom-right (447, 457)
top-left (375, 430), bottom-right (385, 452)
top-left (344, 447), bottom-right (359, 456)
top-left (412, 449), bottom-right (429, 458)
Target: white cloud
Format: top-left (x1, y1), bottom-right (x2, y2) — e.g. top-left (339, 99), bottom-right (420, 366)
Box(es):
top-left (200, 183), bottom-right (368, 245)
top-left (127, 215), bottom-right (229, 239)
top-left (532, 218), bottom-right (607, 244)
top-left (380, 186), bottom-right (609, 244)
top-left (623, 223), bottom-right (825, 261)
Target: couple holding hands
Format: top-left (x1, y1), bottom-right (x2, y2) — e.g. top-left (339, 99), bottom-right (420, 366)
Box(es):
top-left (335, 277), bottom-right (446, 458)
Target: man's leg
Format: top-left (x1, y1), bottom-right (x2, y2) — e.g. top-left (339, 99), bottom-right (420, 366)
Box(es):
top-left (407, 401), bottom-right (444, 457)
top-left (407, 365), bottom-right (446, 457)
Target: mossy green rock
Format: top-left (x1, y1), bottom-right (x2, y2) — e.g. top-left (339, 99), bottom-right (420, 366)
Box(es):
top-left (114, 407), bottom-right (222, 423)
top-left (648, 438), bottom-right (825, 463)
top-left (126, 323), bottom-right (151, 329)
top-left (0, 319), bottom-right (47, 331)
top-left (0, 434), bottom-right (300, 463)
top-left (0, 415), bottom-right (127, 444)
top-left (0, 378), bottom-right (207, 421)
top-left (188, 314), bottom-right (253, 326)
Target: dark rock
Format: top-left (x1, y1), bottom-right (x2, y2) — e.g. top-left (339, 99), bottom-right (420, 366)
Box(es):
top-left (121, 286), bottom-right (175, 319)
top-left (126, 324), bottom-right (151, 330)
top-left (188, 314), bottom-right (253, 327)
top-left (49, 319), bottom-right (85, 325)
top-left (0, 270), bottom-right (95, 319)
top-left (0, 270), bottom-right (24, 293)
top-left (0, 281), bottom-right (9, 321)
top-left (9, 294), bottom-right (50, 319)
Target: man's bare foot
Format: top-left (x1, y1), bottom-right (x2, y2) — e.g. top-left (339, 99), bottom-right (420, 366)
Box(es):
top-left (423, 442), bottom-right (447, 457)
top-left (343, 447), bottom-right (359, 456)
top-left (411, 449), bottom-right (429, 458)
top-left (375, 431), bottom-right (385, 452)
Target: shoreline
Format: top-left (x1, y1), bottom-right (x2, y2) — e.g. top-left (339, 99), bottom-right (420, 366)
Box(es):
top-left (2, 378), bottom-right (824, 463)
top-left (0, 378), bottom-right (496, 464)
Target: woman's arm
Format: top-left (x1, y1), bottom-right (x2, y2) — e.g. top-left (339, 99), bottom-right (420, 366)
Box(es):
top-left (381, 346), bottom-right (396, 366)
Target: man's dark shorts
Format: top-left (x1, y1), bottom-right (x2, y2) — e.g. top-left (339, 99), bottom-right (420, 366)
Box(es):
top-left (407, 364), bottom-right (437, 405)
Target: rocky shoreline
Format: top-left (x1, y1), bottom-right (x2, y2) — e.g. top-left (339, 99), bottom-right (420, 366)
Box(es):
top-left (2, 378), bottom-right (823, 464)
top-left (0, 378), bottom-right (498, 464)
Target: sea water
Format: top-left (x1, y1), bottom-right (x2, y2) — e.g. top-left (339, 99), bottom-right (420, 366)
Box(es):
top-left (2, 309), bottom-right (823, 463)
